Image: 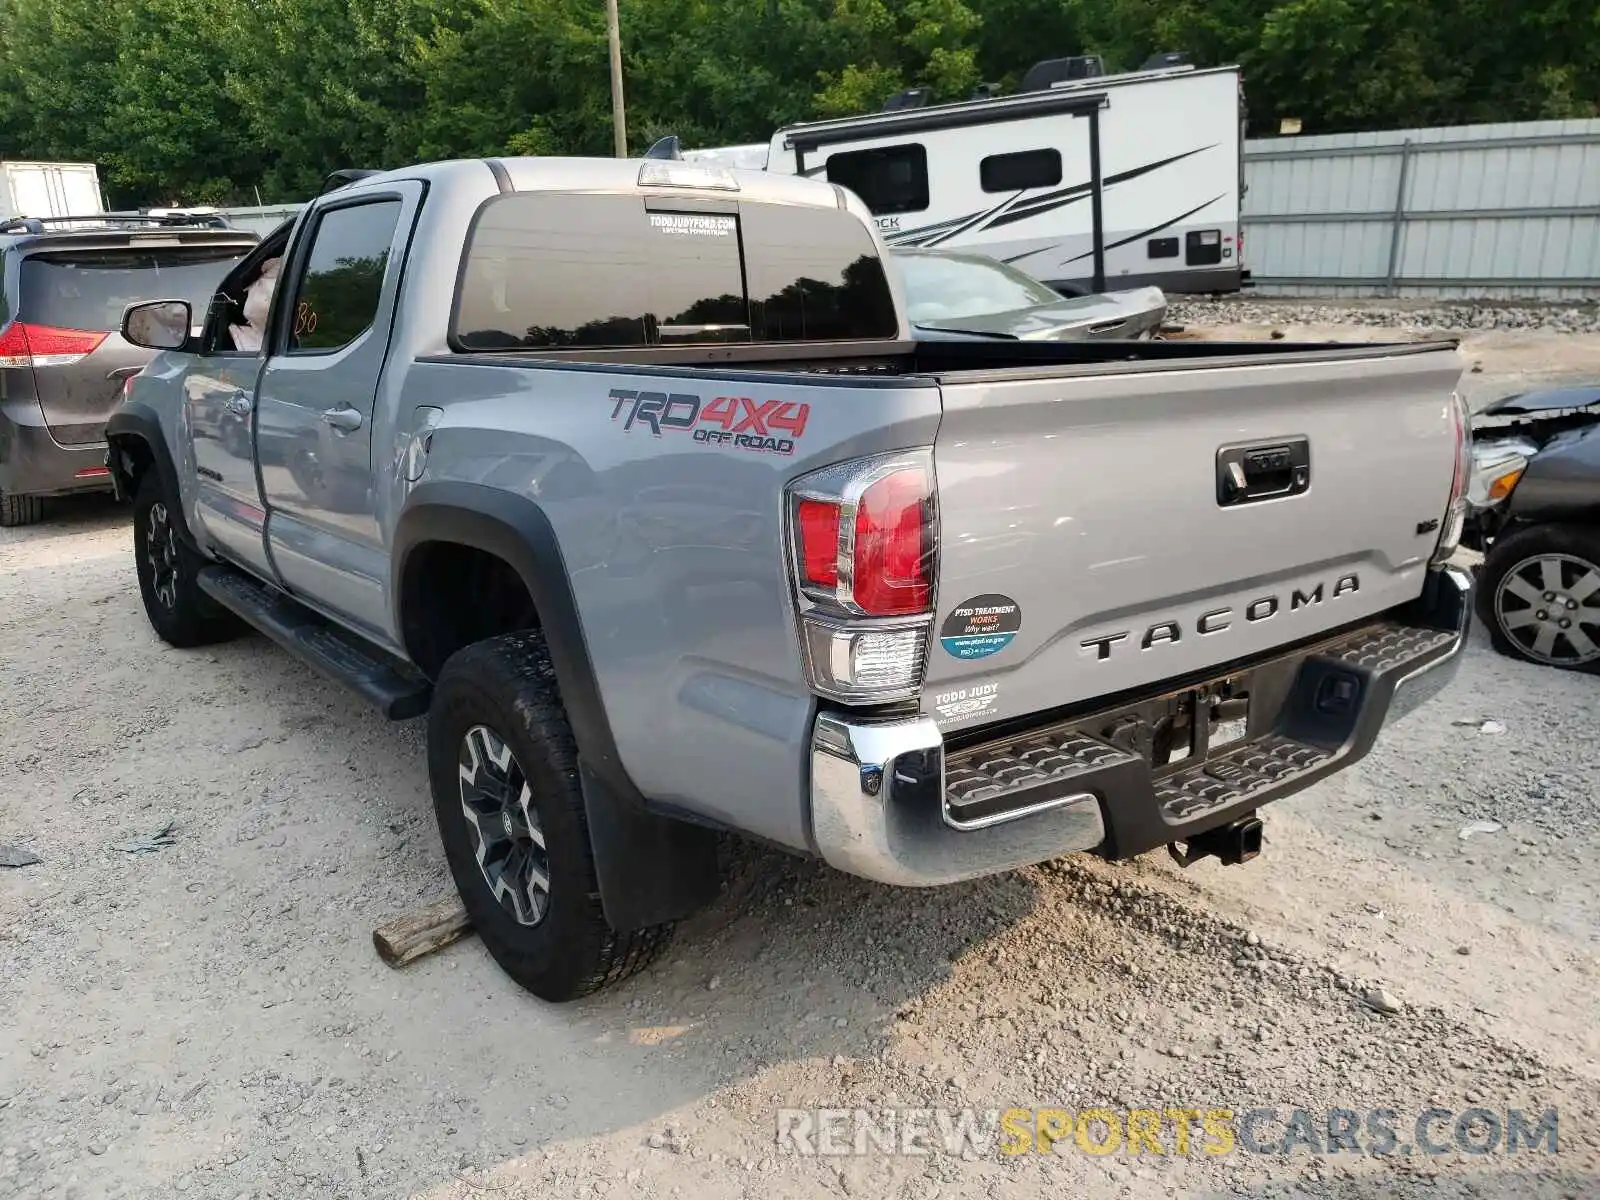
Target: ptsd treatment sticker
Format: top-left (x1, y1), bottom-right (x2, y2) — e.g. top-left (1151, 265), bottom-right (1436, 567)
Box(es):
top-left (939, 595), bottom-right (1021, 660)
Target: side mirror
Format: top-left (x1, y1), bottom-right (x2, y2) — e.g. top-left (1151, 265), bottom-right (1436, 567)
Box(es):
top-left (122, 300), bottom-right (193, 351)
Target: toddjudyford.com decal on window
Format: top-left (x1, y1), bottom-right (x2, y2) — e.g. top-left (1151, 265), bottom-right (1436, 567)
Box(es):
top-left (648, 213), bottom-right (736, 238)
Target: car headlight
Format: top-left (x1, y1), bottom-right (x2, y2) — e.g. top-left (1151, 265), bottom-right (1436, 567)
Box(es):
top-left (1466, 438), bottom-right (1536, 509)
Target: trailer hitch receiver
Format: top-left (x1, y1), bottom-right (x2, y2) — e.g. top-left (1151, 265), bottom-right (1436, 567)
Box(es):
top-left (1168, 814), bottom-right (1264, 867)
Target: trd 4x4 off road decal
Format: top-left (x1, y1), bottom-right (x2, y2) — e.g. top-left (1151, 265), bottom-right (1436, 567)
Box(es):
top-left (608, 388), bottom-right (809, 456)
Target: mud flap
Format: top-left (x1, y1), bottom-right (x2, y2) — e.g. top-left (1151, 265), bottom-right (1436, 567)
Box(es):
top-left (579, 762), bottom-right (722, 932)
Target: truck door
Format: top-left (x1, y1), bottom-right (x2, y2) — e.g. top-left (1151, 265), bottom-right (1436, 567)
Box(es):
top-left (181, 235), bottom-right (288, 580)
top-left (254, 182), bottom-right (422, 641)
top-left (183, 351), bottom-right (276, 578)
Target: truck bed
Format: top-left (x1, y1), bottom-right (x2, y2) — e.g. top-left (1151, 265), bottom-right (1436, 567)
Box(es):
top-left (437, 334), bottom-right (1457, 382)
top-left (430, 334), bottom-right (1463, 729)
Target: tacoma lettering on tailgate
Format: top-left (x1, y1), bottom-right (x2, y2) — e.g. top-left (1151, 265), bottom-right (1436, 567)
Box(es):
top-left (1079, 573), bottom-right (1361, 661)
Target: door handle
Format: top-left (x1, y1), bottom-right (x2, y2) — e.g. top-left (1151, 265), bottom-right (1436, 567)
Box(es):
top-left (320, 405), bottom-right (364, 434)
top-left (225, 391), bottom-right (252, 416)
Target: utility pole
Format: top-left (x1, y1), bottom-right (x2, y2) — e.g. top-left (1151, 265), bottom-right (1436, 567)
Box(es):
top-left (606, 0), bottom-right (627, 157)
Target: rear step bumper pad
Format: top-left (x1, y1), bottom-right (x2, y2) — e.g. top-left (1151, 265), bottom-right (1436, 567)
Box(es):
top-left (808, 565), bottom-right (1470, 886)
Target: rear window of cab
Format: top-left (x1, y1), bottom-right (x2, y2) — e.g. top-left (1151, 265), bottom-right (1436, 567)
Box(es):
top-left (450, 193), bottom-right (898, 351)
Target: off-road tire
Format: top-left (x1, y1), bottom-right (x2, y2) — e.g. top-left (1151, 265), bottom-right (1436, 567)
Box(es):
top-left (427, 630), bottom-right (673, 1001)
top-left (1476, 522), bottom-right (1600, 674)
top-left (132, 472), bottom-right (243, 647)
top-left (0, 490), bottom-right (45, 527)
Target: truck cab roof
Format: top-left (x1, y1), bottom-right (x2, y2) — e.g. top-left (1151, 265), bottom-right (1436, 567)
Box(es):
top-left (334, 155), bottom-right (856, 213)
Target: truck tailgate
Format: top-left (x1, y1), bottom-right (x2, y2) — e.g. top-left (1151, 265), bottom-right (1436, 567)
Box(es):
top-left (925, 343), bottom-right (1464, 727)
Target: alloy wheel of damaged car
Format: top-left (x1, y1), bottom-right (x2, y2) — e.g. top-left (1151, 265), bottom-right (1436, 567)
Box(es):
top-left (1493, 552), bottom-right (1600, 666)
top-left (457, 723), bottom-right (551, 927)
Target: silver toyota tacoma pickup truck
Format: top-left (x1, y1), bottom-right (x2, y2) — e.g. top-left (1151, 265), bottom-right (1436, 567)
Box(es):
top-left (107, 155), bottom-right (1472, 1002)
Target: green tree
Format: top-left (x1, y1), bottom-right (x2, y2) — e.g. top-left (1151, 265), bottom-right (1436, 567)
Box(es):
top-left (0, 0), bottom-right (127, 169)
top-left (220, 0), bottom-right (442, 200)
top-left (1, 0), bottom-right (1595, 205)
top-left (106, 0), bottom-right (257, 203)
top-left (813, 0), bottom-right (982, 114)
top-left (406, 0), bottom-right (612, 160)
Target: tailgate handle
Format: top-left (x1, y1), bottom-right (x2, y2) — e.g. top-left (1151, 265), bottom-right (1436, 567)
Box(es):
top-left (1218, 438), bottom-right (1310, 506)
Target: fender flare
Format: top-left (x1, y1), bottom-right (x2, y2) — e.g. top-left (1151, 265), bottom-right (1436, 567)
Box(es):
top-left (392, 482), bottom-right (621, 778)
top-left (393, 480), bottom-right (720, 931)
top-left (104, 403), bottom-right (197, 545)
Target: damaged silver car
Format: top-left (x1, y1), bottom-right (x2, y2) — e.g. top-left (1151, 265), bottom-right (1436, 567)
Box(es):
top-left (892, 248), bottom-right (1167, 342)
top-left (1464, 385), bottom-right (1600, 672)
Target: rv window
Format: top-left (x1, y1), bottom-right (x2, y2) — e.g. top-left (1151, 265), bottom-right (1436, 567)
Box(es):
top-left (741, 204), bottom-right (898, 342)
top-left (979, 149), bottom-right (1062, 193)
top-left (824, 145), bottom-right (929, 215)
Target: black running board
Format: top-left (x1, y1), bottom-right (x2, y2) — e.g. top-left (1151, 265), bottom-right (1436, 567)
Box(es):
top-left (198, 565), bottom-right (431, 720)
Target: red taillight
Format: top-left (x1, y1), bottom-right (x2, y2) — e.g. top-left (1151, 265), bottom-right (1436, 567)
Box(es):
top-left (797, 499), bottom-right (841, 588)
top-left (853, 468), bottom-right (931, 616)
top-left (0, 321), bottom-right (109, 369)
top-left (0, 322), bottom-right (29, 368)
top-left (787, 451), bottom-right (938, 704)
top-left (790, 458), bottom-right (935, 618)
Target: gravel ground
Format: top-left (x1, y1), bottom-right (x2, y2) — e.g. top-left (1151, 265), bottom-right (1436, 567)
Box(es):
top-left (1168, 297), bottom-right (1600, 410)
top-left (3, 339), bottom-right (1599, 1200)
top-left (1168, 298), bottom-right (1600, 337)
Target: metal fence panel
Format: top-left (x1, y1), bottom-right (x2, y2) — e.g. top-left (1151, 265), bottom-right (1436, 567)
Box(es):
top-left (1244, 119), bottom-right (1600, 299)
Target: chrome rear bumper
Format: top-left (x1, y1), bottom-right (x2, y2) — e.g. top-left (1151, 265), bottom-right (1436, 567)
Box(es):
top-left (808, 566), bottom-right (1470, 887)
top-left (810, 712), bottom-right (1107, 886)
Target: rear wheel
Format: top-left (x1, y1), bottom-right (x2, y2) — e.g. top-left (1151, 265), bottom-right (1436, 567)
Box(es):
top-left (1476, 524), bottom-right (1600, 672)
top-left (0, 489), bottom-right (45, 527)
top-left (427, 630), bottom-right (673, 1001)
top-left (132, 472), bottom-right (243, 647)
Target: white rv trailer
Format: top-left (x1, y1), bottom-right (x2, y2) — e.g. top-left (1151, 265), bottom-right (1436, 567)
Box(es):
top-left (734, 64), bottom-right (1246, 295)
